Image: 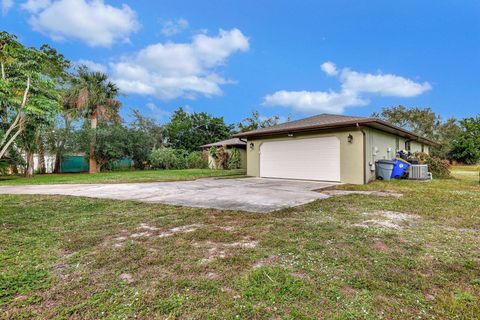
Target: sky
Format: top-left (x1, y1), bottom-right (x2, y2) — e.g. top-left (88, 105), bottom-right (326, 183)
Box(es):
top-left (1, 0), bottom-right (479, 125)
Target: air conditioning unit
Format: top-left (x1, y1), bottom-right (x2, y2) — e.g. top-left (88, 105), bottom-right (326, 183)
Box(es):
top-left (409, 164), bottom-right (430, 180)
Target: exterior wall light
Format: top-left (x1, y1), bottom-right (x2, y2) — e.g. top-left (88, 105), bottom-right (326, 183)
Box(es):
top-left (287, 133), bottom-right (294, 137)
top-left (348, 134), bottom-right (354, 143)
top-left (249, 142), bottom-right (254, 150)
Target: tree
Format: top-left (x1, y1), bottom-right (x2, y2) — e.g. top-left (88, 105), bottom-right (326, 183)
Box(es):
top-left (372, 106), bottom-right (441, 140)
top-left (164, 107), bottom-right (233, 151)
top-left (65, 67), bottom-right (121, 173)
top-left (372, 106), bottom-right (462, 159)
top-left (0, 32), bottom-right (66, 161)
top-left (127, 109), bottom-right (164, 169)
top-left (46, 115), bottom-right (81, 173)
top-left (130, 109), bottom-right (164, 149)
top-left (449, 116), bottom-right (480, 164)
top-left (237, 111), bottom-right (289, 132)
top-left (79, 124), bottom-right (129, 171)
top-left (431, 117), bottom-right (462, 159)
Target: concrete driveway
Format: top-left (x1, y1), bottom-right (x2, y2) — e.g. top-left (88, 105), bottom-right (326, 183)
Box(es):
top-left (0, 178), bottom-right (338, 212)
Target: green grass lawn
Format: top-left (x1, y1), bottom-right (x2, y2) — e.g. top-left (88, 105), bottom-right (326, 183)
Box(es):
top-left (0, 169), bottom-right (246, 185)
top-left (1, 166), bottom-right (479, 319)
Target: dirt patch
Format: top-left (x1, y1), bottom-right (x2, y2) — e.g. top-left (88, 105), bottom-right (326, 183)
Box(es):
top-left (192, 238), bottom-right (259, 264)
top-left (340, 285), bottom-right (357, 298)
top-left (354, 210), bottom-right (419, 230)
top-left (107, 223), bottom-right (204, 248)
top-left (290, 271), bottom-right (310, 280)
top-left (158, 224), bottom-right (203, 238)
top-left (138, 223), bottom-right (160, 231)
top-left (443, 226), bottom-right (479, 233)
top-left (221, 286), bottom-right (241, 299)
top-left (216, 225), bottom-right (235, 232)
top-left (322, 190), bottom-right (403, 198)
top-left (253, 255), bottom-right (279, 269)
top-left (372, 239), bottom-right (389, 252)
top-left (205, 272), bottom-right (220, 279)
top-left (130, 231), bottom-right (151, 238)
top-left (120, 273), bottom-right (134, 283)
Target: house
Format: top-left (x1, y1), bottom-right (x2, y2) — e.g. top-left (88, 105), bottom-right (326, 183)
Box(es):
top-left (200, 138), bottom-right (247, 169)
top-left (234, 114), bottom-right (437, 184)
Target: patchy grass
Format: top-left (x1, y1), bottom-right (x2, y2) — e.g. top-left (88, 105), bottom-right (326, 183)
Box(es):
top-left (0, 166), bottom-right (479, 318)
top-left (0, 169), bottom-right (245, 185)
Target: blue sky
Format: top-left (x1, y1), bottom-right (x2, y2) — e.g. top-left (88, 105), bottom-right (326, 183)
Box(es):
top-left (2, 0), bottom-right (479, 124)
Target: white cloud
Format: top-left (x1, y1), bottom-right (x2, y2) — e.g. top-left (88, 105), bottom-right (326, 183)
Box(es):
top-left (263, 62), bottom-right (431, 114)
top-left (76, 59), bottom-right (107, 73)
top-left (21, 0), bottom-right (50, 13)
top-left (340, 69), bottom-right (432, 97)
top-left (1, 0), bottom-right (13, 15)
top-left (321, 61), bottom-right (338, 76)
top-left (263, 90), bottom-right (367, 114)
top-left (25, 0), bottom-right (139, 47)
top-left (161, 18), bottom-right (189, 37)
top-left (110, 28), bottom-right (249, 100)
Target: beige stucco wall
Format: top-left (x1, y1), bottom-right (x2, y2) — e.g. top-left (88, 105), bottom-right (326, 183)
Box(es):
top-left (246, 128), bottom-right (365, 184)
top-left (364, 128), bottom-right (430, 182)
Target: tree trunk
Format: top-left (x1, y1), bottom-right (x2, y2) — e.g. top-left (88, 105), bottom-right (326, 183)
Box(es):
top-left (89, 111), bottom-right (98, 174)
top-left (1, 60), bottom-right (5, 80)
top-left (37, 136), bottom-right (46, 174)
top-left (25, 150), bottom-right (34, 177)
top-left (54, 154), bottom-right (62, 173)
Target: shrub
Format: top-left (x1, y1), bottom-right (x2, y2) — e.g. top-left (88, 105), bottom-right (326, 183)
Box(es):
top-left (173, 149), bottom-right (189, 169)
top-left (412, 152), bottom-right (429, 164)
top-left (0, 160), bottom-right (8, 175)
top-left (209, 146), bottom-right (217, 158)
top-left (149, 148), bottom-right (180, 169)
top-left (228, 148), bottom-right (242, 169)
top-left (150, 148), bottom-right (208, 169)
top-left (215, 146), bottom-right (229, 169)
top-left (426, 156), bottom-right (451, 178)
top-left (186, 151), bottom-right (208, 169)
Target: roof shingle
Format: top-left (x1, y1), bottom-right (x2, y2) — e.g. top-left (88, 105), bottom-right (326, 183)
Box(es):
top-left (234, 114), bottom-right (371, 137)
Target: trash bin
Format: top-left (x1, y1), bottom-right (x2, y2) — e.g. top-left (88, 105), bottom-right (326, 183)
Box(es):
top-left (391, 158), bottom-right (410, 179)
top-left (375, 160), bottom-right (395, 181)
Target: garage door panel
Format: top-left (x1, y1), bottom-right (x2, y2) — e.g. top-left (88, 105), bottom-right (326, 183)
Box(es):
top-left (260, 137), bottom-right (340, 181)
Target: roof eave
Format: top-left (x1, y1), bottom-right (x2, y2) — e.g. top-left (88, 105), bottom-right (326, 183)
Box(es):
top-left (233, 119), bottom-right (439, 146)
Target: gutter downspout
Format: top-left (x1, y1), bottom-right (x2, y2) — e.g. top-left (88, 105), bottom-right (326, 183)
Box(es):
top-left (357, 123), bottom-right (367, 184)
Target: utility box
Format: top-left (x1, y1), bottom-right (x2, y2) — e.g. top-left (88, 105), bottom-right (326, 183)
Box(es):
top-left (408, 164), bottom-right (430, 180)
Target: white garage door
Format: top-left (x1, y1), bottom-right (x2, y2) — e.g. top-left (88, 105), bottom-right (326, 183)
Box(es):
top-left (260, 136), bottom-right (340, 181)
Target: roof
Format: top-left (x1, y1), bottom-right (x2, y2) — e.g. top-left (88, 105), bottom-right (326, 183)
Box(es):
top-left (233, 113), bottom-right (438, 146)
top-left (200, 137), bottom-right (246, 148)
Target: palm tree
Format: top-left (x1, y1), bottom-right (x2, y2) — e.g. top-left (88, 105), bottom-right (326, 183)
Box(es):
top-left (66, 67), bottom-right (121, 173)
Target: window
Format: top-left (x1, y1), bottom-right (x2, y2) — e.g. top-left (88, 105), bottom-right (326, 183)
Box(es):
top-left (405, 141), bottom-right (411, 152)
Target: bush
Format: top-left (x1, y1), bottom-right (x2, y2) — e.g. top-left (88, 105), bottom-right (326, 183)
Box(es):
top-left (412, 152), bottom-right (429, 164)
top-left (426, 157), bottom-right (451, 178)
top-left (186, 151), bottom-right (208, 169)
top-left (215, 146), bottom-right (229, 169)
top-left (149, 148), bottom-right (180, 169)
top-left (149, 148), bottom-right (208, 170)
top-left (228, 148), bottom-right (242, 169)
top-left (449, 116), bottom-right (480, 164)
